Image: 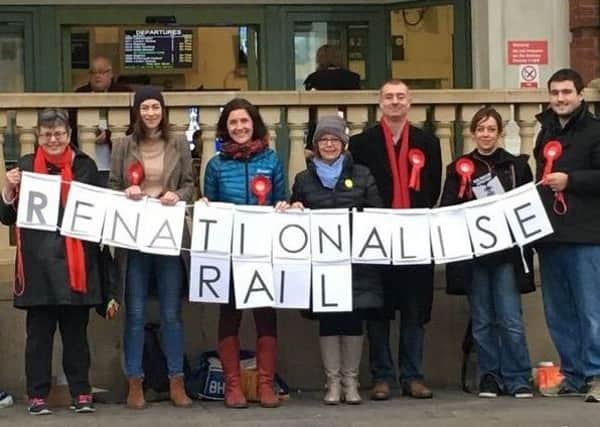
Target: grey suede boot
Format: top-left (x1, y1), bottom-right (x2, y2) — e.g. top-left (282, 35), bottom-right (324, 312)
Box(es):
top-left (320, 336), bottom-right (342, 405)
top-left (341, 335), bottom-right (364, 404)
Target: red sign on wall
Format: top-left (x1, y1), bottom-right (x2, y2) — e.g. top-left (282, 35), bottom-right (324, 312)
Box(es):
top-left (508, 41), bottom-right (548, 65)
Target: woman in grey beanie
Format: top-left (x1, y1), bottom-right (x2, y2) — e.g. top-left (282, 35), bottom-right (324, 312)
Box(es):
top-left (287, 115), bottom-right (384, 405)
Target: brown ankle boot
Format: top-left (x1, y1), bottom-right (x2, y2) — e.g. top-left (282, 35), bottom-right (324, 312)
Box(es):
top-left (218, 336), bottom-right (248, 408)
top-left (256, 336), bottom-right (280, 408)
top-left (169, 376), bottom-right (193, 407)
top-left (126, 377), bottom-right (146, 409)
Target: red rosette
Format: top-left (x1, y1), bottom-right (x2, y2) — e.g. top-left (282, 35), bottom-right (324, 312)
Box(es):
top-left (250, 175), bottom-right (272, 206)
top-left (408, 148), bottom-right (426, 191)
top-left (127, 162), bottom-right (145, 186)
top-left (542, 140), bottom-right (562, 182)
top-left (455, 157), bottom-right (475, 199)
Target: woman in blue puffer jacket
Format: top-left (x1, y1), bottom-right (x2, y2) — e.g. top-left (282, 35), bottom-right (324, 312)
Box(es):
top-left (203, 98), bottom-right (286, 409)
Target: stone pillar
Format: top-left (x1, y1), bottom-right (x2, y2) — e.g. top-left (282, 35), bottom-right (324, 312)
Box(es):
top-left (259, 107), bottom-right (280, 152)
top-left (517, 103), bottom-right (542, 172)
top-left (460, 105), bottom-right (483, 155)
top-left (409, 105), bottom-right (428, 129)
top-left (287, 107), bottom-right (308, 191)
top-left (16, 109), bottom-right (37, 156)
top-left (346, 106), bottom-right (368, 137)
top-left (570, 0), bottom-right (600, 84)
top-left (198, 107), bottom-right (221, 196)
top-left (77, 108), bottom-right (100, 160)
top-left (169, 107), bottom-right (189, 141)
top-left (433, 105), bottom-right (456, 181)
top-left (107, 108), bottom-right (130, 143)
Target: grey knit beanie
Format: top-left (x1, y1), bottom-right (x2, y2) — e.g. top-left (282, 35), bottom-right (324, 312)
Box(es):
top-left (312, 115), bottom-right (349, 146)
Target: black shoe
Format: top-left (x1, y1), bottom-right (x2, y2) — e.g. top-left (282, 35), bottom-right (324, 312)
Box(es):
top-left (70, 394), bottom-right (96, 413)
top-left (28, 398), bottom-right (52, 416)
top-left (513, 386), bottom-right (534, 399)
top-left (478, 374), bottom-right (500, 398)
top-left (545, 381), bottom-right (589, 397)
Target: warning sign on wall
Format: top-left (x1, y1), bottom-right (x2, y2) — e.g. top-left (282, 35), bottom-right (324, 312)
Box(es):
top-left (508, 41), bottom-right (548, 65)
top-left (519, 64), bottom-right (539, 88)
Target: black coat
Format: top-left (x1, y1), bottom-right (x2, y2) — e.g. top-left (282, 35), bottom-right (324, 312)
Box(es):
top-left (349, 123), bottom-right (442, 209)
top-left (440, 148), bottom-right (535, 295)
top-left (0, 149), bottom-right (112, 309)
top-left (290, 153), bottom-right (384, 310)
top-left (348, 123), bottom-right (442, 323)
top-left (534, 102), bottom-right (600, 244)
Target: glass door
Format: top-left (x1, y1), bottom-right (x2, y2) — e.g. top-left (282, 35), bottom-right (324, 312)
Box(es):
top-left (293, 21), bottom-right (368, 90)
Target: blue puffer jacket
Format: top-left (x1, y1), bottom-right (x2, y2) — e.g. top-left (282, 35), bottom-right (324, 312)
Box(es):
top-left (204, 148), bottom-right (286, 205)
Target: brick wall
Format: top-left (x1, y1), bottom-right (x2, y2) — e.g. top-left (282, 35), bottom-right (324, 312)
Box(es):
top-left (570, 0), bottom-right (600, 84)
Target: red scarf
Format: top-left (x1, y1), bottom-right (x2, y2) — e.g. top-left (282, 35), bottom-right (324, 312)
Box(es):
top-left (381, 119), bottom-right (411, 208)
top-left (221, 138), bottom-right (268, 160)
top-left (33, 146), bottom-right (87, 294)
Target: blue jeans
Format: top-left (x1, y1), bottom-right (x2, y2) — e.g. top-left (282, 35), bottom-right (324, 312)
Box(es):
top-left (468, 261), bottom-right (531, 394)
top-left (539, 244), bottom-right (600, 390)
top-left (124, 251), bottom-right (185, 378)
top-left (367, 319), bottom-right (425, 384)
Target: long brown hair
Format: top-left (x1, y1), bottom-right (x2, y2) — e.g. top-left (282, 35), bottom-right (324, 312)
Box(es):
top-left (131, 101), bottom-right (170, 142)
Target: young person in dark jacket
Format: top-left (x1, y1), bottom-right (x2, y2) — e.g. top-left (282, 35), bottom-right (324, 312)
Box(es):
top-left (534, 68), bottom-right (600, 402)
top-left (441, 107), bottom-right (534, 399)
top-left (288, 116), bottom-right (383, 405)
top-left (204, 98), bottom-right (286, 409)
top-left (0, 108), bottom-right (115, 415)
top-left (348, 79), bottom-right (441, 400)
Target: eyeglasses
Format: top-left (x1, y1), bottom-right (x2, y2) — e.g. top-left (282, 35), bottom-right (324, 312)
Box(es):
top-left (39, 131), bottom-right (68, 140)
top-left (89, 68), bottom-right (112, 75)
top-left (317, 137), bottom-right (343, 146)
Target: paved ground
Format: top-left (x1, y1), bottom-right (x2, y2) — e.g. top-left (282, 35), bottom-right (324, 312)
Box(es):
top-left (0, 388), bottom-right (596, 427)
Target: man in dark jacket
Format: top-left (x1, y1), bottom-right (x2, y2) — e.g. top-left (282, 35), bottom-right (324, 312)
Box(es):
top-left (349, 79), bottom-right (442, 400)
top-left (534, 68), bottom-right (600, 403)
top-left (70, 56), bottom-right (131, 186)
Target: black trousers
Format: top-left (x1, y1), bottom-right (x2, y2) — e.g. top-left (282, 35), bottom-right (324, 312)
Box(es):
top-left (25, 306), bottom-right (91, 398)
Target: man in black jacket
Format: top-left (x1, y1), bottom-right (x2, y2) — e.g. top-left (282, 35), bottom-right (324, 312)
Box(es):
top-left (534, 68), bottom-right (600, 403)
top-left (349, 79), bottom-right (441, 400)
top-left (70, 56), bottom-right (131, 186)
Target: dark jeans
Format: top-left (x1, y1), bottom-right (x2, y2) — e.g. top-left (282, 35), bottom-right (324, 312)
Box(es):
top-left (26, 305), bottom-right (91, 399)
top-left (319, 312), bottom-right (363, 336)
top-left (468, 261), bottom-right (531, 393)
top-left (539, 244), bottom-right (600, 390)
top-left (367, 319), bottom-right (425, 385)
top-left (124, 251), bottom-right (185, 378)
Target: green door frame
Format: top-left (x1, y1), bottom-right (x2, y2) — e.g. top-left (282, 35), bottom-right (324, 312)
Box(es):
top-left (0, 8), bottom-right (60, 92)
top-left (385, 0), bottom-right (472, 88)
top-left (266, 5), bottom-right (387, 90)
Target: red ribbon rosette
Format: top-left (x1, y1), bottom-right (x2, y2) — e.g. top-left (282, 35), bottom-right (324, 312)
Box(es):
top-left (127, 162), bottom-right (145, 186)
top-left (250, 175), bottom-right (272, 206)
top-left (542, 140), bottom-right (567, 215)
top-left (408, 148), bottom-right (426, 191)
top-left (456, 158), bottom-right (475, 199)
top-left (542, 140), bottom-right (562, 182)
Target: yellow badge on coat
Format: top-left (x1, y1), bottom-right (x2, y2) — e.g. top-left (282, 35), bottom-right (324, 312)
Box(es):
top-left (344, 179), bottom-right (353, 189)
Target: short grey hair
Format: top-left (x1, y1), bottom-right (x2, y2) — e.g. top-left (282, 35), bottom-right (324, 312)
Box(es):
top-left (37, 108), bottom-right (71, 135)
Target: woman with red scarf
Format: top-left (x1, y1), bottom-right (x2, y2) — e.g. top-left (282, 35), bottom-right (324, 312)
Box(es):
top-left (204, 98), bottom-right (286, 408)
top-left (0, 108), bottom-right (108, 415)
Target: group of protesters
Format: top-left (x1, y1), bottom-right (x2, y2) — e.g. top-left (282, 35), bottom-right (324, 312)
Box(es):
top-left (1, 64), bottom-right (600, 415)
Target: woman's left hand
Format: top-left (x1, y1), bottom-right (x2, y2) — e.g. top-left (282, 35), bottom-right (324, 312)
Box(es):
top-left (160, 191), bottom-right (180, 206)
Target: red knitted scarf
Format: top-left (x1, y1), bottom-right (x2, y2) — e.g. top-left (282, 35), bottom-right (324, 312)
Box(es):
top-left (381, 119), bottom-right (411, 208)
top-left (33, 146), bottom-right (87, 294)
